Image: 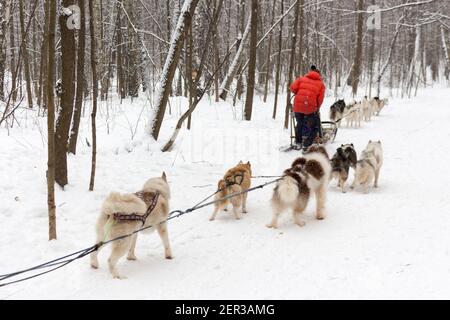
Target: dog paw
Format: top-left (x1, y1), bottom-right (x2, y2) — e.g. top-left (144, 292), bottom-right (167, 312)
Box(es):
top-left (127, 255), bottom-right (137, 261)
top-left (266, 223), bottom-right (277, 229)
top-left (165, 255), bottom-right (173, 260)
top-left (90, 263), bottom-right (98, 269)
top-left (316, 216), bottom-right (325, 220)
top-left (209, 217), bottom-right (215, 221)
top-left (296, 221), bottom-right (306, 227)
top-left (113, 274), bottom-right (127, 280)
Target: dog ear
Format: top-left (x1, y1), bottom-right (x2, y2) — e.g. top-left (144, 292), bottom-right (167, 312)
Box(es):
top-left (238, 160), bottom-right (243, 165)
top-left (162, 172), bottom-right (167, 182)
top-left (369, 140), bottom-right (372, 143)
top-left (247, 161), bottom-right (251, 166)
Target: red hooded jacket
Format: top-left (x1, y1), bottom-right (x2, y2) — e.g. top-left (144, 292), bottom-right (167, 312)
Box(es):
top-left (290, 71), bottom-right (325, 114)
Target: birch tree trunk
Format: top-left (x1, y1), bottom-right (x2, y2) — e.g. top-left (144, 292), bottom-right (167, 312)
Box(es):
top-left (68, 0), bottom-right (85, 154)
top-left (219, 17), bottom-right (251, 101)
top-left (272, 0), bottom-right (283, 120)
top-left (284, 0), bottom-right (301, 129)
top-left (46, 0), bottom-right (57, 240)
top-left (0, 0), bottom-right (9, 101)
top-left (88, 0), bottom-right (98, 191)
top-left (263, 0), bottom-right (276, 103)
top-left (441, 25), bottom-right (450, 81)
top-left (150, 0), bottom-right (200, 141)
top-left (19, 0), bottom-right (32, 108)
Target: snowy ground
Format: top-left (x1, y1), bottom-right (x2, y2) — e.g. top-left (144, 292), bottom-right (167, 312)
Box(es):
top-left (1, 86), bottom-right (450, 299)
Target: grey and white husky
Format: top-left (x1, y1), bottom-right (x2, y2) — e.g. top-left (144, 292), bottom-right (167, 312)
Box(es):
top-left (351, 141), bottom-right (383, 193)
top-left (331, 144), bottom-right (357, 193)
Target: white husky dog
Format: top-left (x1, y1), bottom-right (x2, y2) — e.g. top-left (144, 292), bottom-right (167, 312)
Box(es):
top-left (346, 101), bottom-right (362, 128)
top-left (362, 96), bottom-right (372, 122)
top-left (351, 141), bottom-right (383, 193)
top-left (90, 173), bottom-right (172, 279)
top-left (371, 97), bottom-right (389, 116)
top-left (267, 152), bottom-right (331, 228)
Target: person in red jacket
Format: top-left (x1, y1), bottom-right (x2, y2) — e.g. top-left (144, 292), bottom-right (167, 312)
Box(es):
top-left (290, 65), bottom-right (326, 150)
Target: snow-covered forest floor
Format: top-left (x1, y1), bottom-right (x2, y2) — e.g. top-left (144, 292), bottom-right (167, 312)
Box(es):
top-left (1, 86), bottom-right (450, 299)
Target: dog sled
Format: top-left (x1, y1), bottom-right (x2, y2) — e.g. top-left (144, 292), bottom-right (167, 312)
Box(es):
top-left (280, 110), bottom-right (338, 152)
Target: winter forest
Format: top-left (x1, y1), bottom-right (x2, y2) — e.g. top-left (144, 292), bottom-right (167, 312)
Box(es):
top-left (1, 0), bottom-right (450, 299)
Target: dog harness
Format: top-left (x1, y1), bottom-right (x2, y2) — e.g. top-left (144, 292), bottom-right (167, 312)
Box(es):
top-left (224, 172), bottom-right (244, 187)
top-left (112, 192), bottom-right (160, 225)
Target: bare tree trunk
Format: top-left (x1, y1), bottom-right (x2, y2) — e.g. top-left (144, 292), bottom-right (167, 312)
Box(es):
top-left (272, 0), bottom-right (283, 120)
top-left (263, 0), bottom-right (276, 103)
top-left (244, 0), bottom-right (258, 121)
top-left (441, 25), bottom-right (450, 81)
top-left (19, 0), bottom-right (32, 108)
top-left (376, 17), bottom-right (401, 97)
top-left (116, 1), bottom-right (125, 99)
top-left (54, 0), bottom-right (76, 188)
top-left (88, 0), bottom-right (98, 191)
top-left (219, 17), bottom-right (251, 101)
top-left (350, 0), bottom-right (364, 97)
top-left (38, 0), bottom-right (50, 108)
top-left (186, 21), bottom-right (193, 129)
top-left (161, 48), bottom-right (233, 152)
top-left (296, 0), bottom-right (304, 75)
top-left (284, 0), bottom-right (301, 129)
top-left (46, 0), bottom-right (57, 240)
top-left (406, 26), bottom-right (421, 97)
top-left (150, 0), bottom-right (200, 141)
top-left (0, 0), bottom-right (9, 101)
top-left (367, 0), bottom-right (375, 98)
top-left (68, 0), bottom-right (85, 154)
top-left (9, 5), bottom-right (16, 102)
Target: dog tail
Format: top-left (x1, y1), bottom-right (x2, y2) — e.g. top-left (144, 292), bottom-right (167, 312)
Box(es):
top-left (101, 192), bottom-right (147, 217)
top-left (275, 176), bottom-right (299, 205)
top-left (215, 179), bottom-right (242, 208)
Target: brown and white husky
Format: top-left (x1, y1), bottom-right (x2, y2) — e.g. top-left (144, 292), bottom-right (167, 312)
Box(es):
top-left (210, 161), bottom-right (252, 221)
top-left (267, 152), bottom-right (331, 229)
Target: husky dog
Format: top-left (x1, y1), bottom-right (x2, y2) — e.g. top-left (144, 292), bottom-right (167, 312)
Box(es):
top-left (345, 101), bottom-right (362, 128)
top-left (305, 144), bottom-right (330, 160)
top-left (372, 97), bottom-right (389, 116)
top-left (90, 173), bottom-right (172, 279)
top-left (329, 99), bottom-right (346, 127)
top-left (210, 161), bottom-right (252, 221)
top-left (331, 144), bottom-right (357, 193)
top-left (351, 141), bottom-right (383, 193)
top-left (362, 96), bottom-right (372, 122)
top-left (267, 151), bottom-right (331, 228)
